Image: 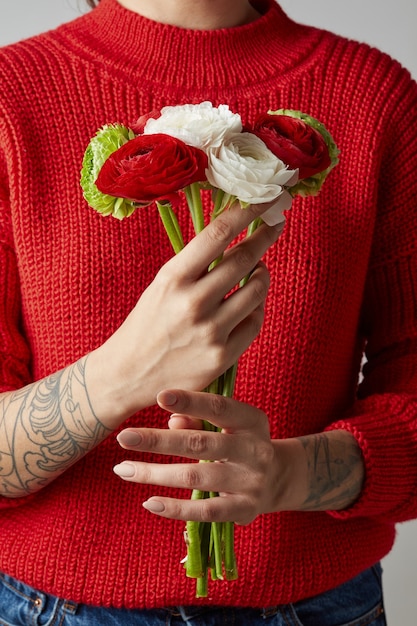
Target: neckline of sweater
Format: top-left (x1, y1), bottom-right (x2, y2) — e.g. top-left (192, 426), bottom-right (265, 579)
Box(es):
top-left (53, 0), bottom-right (328, 92)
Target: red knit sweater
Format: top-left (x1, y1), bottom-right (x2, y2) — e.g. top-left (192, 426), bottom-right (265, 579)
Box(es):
top-left (1, 0), bottom-right (417, 609)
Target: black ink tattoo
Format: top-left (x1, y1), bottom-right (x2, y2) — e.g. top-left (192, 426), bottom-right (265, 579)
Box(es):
top-left (297, 433), bottom-right (364, 511)
top-left (0, 357), bottom-right (111, 497)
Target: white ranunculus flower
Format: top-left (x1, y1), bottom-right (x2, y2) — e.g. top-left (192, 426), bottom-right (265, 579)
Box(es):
top-left (143, 102), bottom-right (242, 151)
top-left (259, 192), bottom-right (294, 226)
top-left (206, 132), bottom-right (298, 205)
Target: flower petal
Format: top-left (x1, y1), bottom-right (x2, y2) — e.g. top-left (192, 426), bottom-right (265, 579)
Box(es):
top-left (261, 192), bottom-right (293, 226)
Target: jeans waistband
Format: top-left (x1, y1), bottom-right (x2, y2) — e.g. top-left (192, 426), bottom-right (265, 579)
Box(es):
top-left (168, 605), bottom-right (278, 620)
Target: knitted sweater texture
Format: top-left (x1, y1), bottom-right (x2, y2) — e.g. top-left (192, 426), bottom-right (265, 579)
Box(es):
top-left (1, 0), bottom-right (417, 609)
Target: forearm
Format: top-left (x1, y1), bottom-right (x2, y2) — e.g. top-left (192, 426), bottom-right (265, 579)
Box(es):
top-left (0, 356), bottom-right (113, 498)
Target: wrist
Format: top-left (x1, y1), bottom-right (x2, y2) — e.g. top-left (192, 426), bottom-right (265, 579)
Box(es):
top-left (84, 345), bottom-right (148, 428)
top-left (271, 430), bottom-right (365, 513)
top-left (296, 430), bottom-right (365, 512)
top-left (271, 438), bottom-right (309, 511)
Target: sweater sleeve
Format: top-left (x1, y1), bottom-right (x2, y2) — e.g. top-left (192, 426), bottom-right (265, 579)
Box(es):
top-left (326, 68), bottom-right (417, 523)
top-left (0, 150), bottom-right (32, 394)
top-left (0, 147), bottom-right (39, 510)
top-left (0, 147), bottom-right (38, 509)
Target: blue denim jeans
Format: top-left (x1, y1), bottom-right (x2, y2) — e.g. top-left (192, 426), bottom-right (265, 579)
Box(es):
top-left (0, 564), bottom-right (386, 625)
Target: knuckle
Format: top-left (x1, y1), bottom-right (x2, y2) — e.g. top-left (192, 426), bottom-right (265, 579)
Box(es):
top-left (248, 440), bottom-right (274, 473)
top-left (180, 466), bottom-right (201, 489)
top-left (257, 262), bottom-right (271, 286)
top-left (172, 391), bottom-right (192, 413)
top-left (235, 496), bottom-right (258, 526)
top-left (198, 499), bottom-right (222, 523)
top-left (201, 317), bottom-right (222, 342)
top-left (164, 290), bottom-right (202, 327)
top-left (157, 253), bottom-right (189, 287)
top-left (168, 501), bottom-right (185, 519)
top-left (137, 463), bottom-right (152, 484)
top-left (155, 262), bottom-right (176, 288)
top-left (251, 277), bottom-right (269, 304)
top-left (233, 246), bottom-right (256, 270)
top-left (265, 223), bottom-right (281, 246)
top-left (186, 432), bottom-right (210, 455)
top-left (213, 345), bottom-right (229, 371)
top-left (208, 393), bottom-right (229, 417)
top-left (207, 215), bottom-right (234, 245)
top-left (257, 442), bottom-right (275, 468)
top-left (144, 430), bottom-right (162, 450)
top-left (198, 326), bottom-right (228, 368)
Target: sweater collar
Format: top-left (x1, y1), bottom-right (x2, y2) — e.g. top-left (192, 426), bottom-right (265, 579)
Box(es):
top-left (63, 0), bottom-right (321, 91)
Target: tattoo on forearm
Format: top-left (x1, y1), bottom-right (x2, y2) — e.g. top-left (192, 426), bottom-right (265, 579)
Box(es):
top-left (0, 358), bottom-right (111, 497)
top-left (297, 433), bottom-right (364, 511)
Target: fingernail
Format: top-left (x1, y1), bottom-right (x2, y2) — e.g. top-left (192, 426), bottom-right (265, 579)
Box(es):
top-left (113, 463), bottom-right (135, 478)
top-left (158, 391), bottom-right (177, 406)
top-left (143, 499), bottom-right (165, 513)
top-left (117, 430), bottom-right (142, 447)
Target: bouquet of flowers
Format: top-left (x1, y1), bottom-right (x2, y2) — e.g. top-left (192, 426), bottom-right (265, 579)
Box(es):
top-left (81, 101), bottom-right (339, 597)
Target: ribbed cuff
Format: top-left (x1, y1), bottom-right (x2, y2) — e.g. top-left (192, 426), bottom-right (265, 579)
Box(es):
top-left (325, 393), bottom-right (417, 521)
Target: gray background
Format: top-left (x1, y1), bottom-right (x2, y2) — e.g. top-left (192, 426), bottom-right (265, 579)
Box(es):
top-left (1, 1), bottom-right (417, 623)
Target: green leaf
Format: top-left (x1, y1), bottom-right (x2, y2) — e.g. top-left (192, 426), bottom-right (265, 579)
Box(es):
top-left (80, 124), bottom-right (137, 219)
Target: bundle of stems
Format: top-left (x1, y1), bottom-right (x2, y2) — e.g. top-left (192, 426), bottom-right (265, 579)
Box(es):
top-left (183, 364), bottom-right (238, 598)
top-left (157, 183), bottom-right (260, 597)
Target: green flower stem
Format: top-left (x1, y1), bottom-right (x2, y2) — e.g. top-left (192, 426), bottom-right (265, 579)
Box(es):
top-left (222, 363), bottom-right (238, 400)
top-left (196, 521), bottom-right (210, 598)
top-left (185, 489), bottom-right (207, 579)
top-left (206, 376), bottom-right (222, 398)
top-left (212, 188), bottom-right (225, 219)
top-left (195, 522), bottom-right (211, 598)
top-left (196, 573), bottom-right (208, 599)
top-left (209, 508), bottom-right (224, 581)
top-left (247, 216), bottom-right (262, 237)
top-left (156, 201), bottom-right (184, 254)
top-left (224, 522), bottom-right (238, 580)
top-left (238, 217), bottom-right (263, 288)
top-left (185, 183), bottom-right (205, 234)
top-left (209, 530), bottom-right (218, 582)
top-left (208, 255), bottom-right (224, 273)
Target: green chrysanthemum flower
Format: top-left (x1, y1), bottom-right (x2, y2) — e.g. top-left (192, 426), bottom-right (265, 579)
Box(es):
top-left (268, 109), bottom-right (340, 197)
top-left (80, 124), bottom-right (137, 219)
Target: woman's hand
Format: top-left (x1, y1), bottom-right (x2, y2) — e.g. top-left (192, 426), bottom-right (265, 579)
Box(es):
top-left (113, 389), bottom-right (303, 524)
top-left (87, 202), bottom-right (282, 425)
top-left (113, 389), bottom-right (365, 522)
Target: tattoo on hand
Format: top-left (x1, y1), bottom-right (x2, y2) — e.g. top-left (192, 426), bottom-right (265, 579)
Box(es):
top-left (0, 358), bottom-right (111, 497)
top-left (297, 433), bottom-right (364, 511)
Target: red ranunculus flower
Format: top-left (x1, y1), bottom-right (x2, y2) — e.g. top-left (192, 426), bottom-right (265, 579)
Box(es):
top-left (252, 113), bottom-right (331, 179)
top-left (95, 133), bottom-right (208, 206)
